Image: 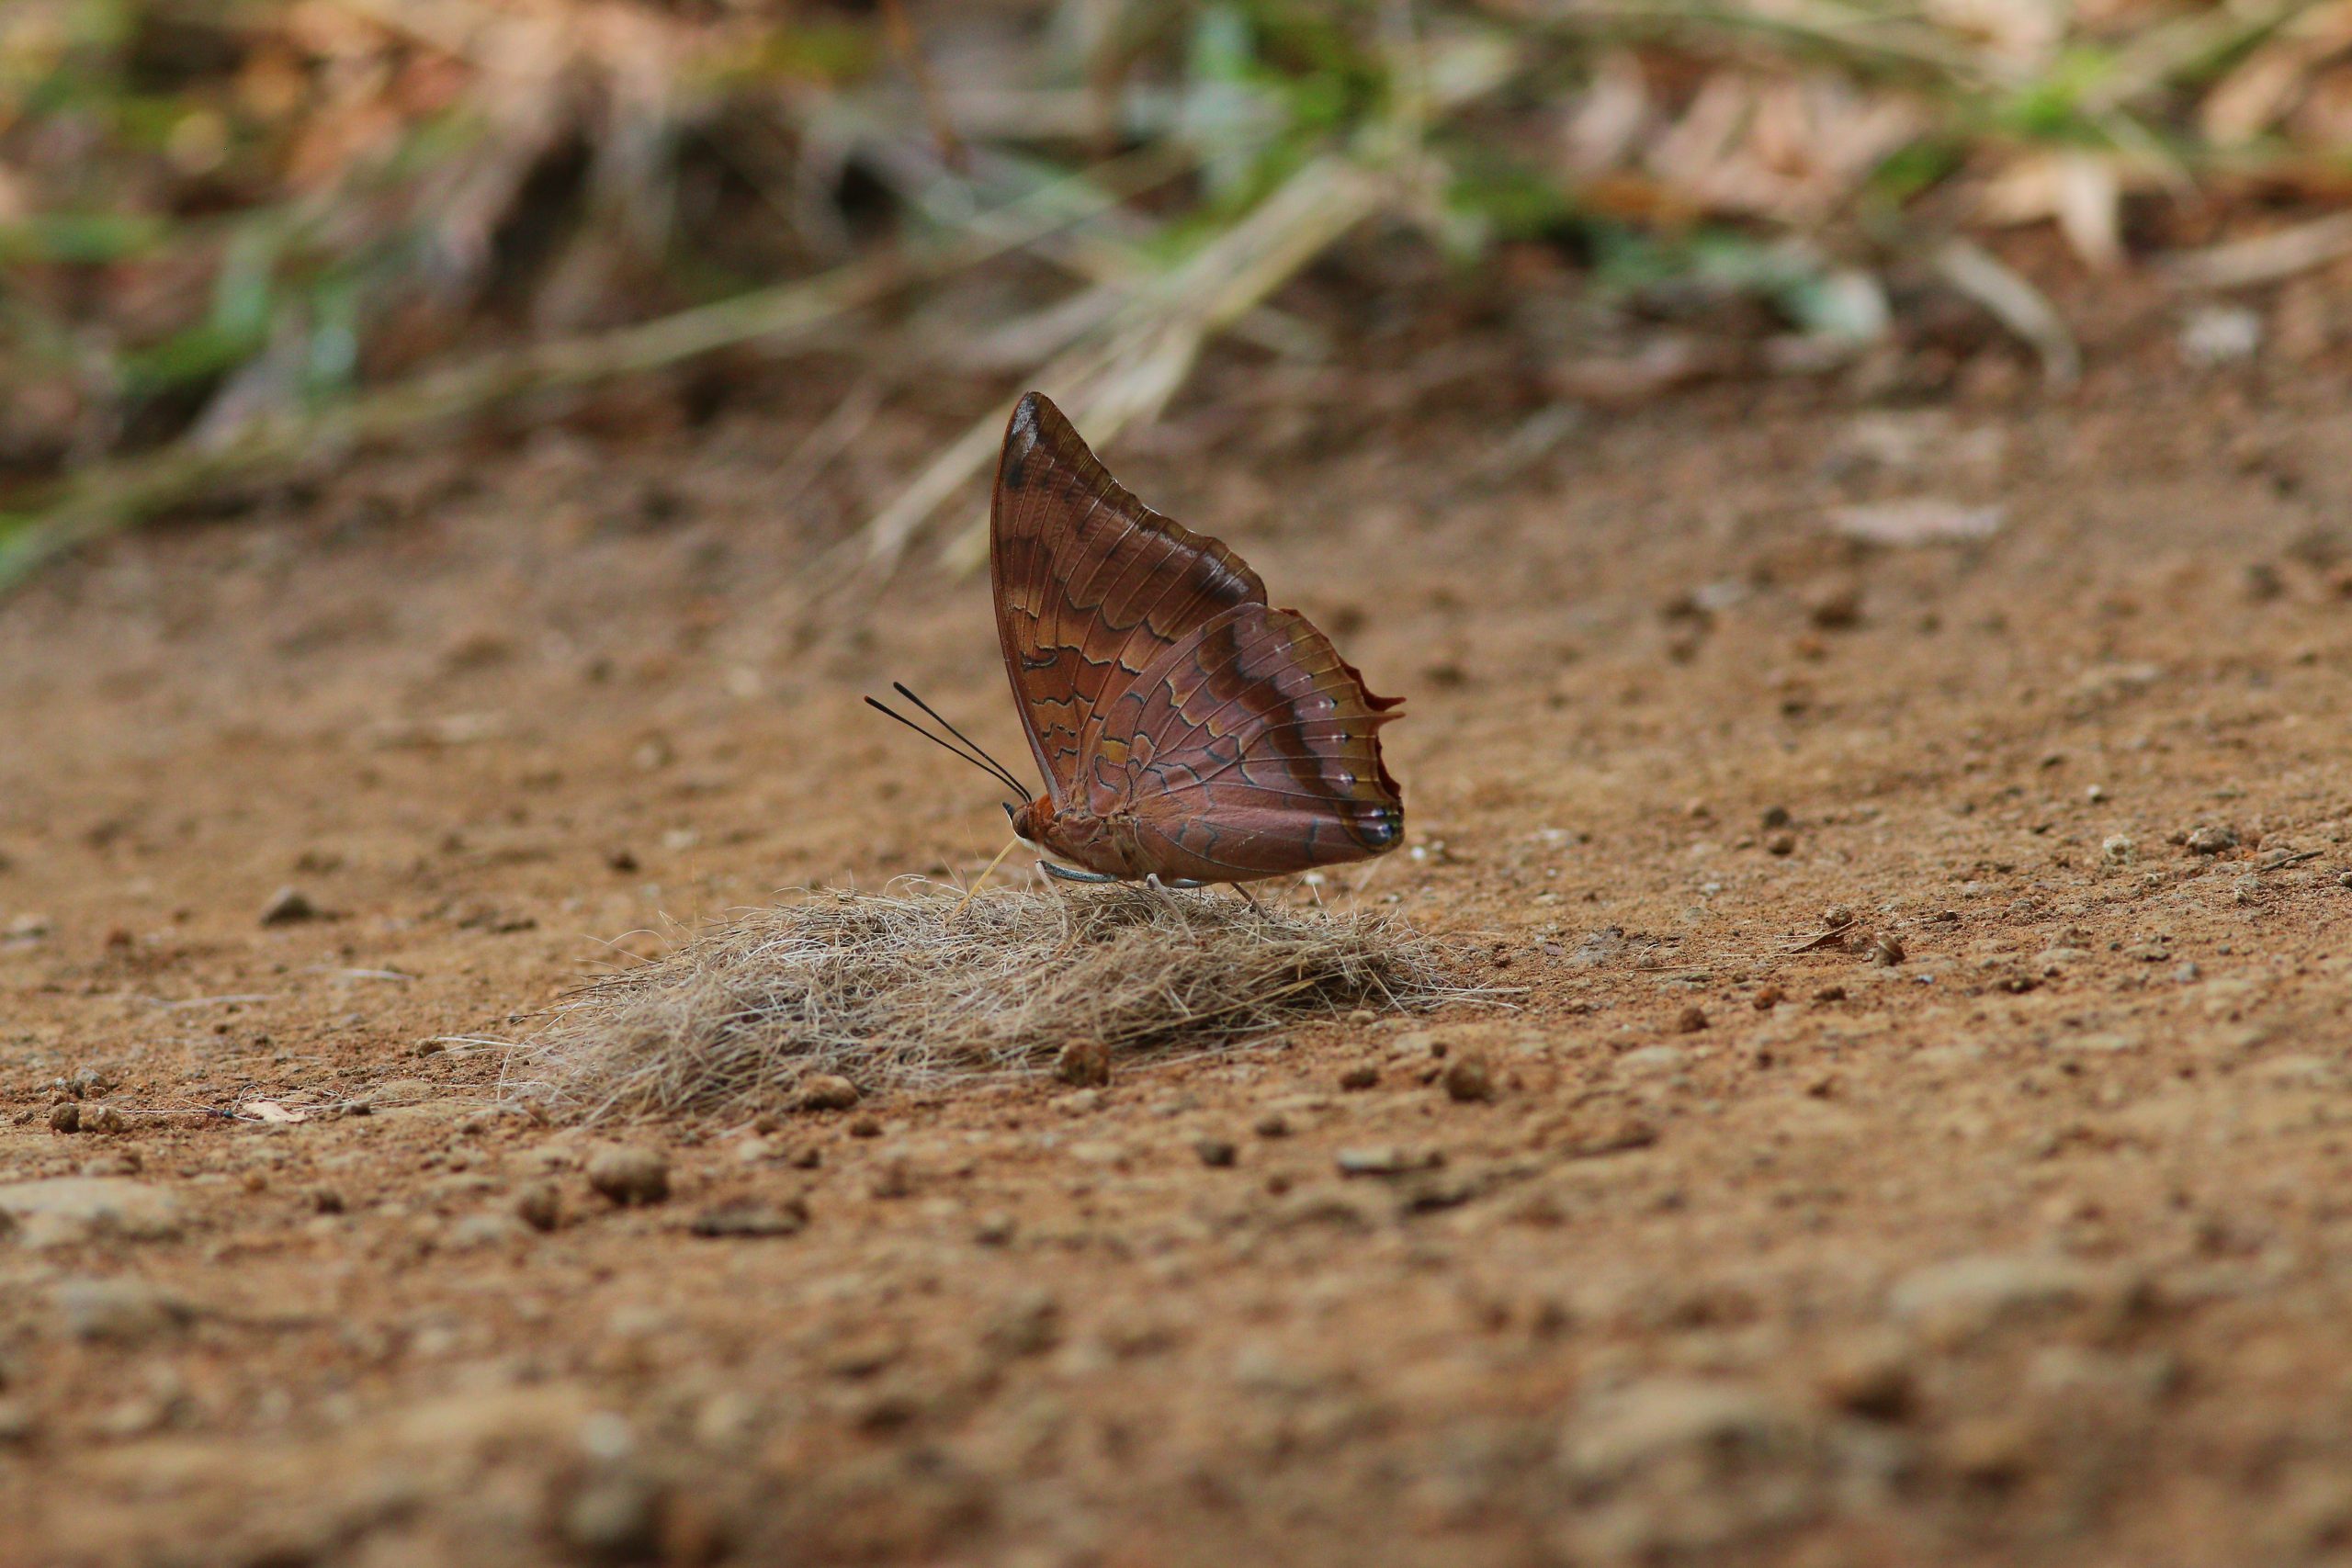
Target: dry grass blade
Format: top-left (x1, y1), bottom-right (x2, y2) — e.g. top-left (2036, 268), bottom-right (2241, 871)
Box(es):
top-left (1490, 0), bottom-right (1989, 82)
top-left (845, 31), bottom-right (1516, 585)
top-left (2164, 211), bottom-right (2352, 291)
top-left (2089, 0), bottom-right (2310, 117)
top-left (1933, 238), bottom-right (2080, 387)
top-left (847, 152), bottom-right (1384, 582)
top-left (517, 884), bottom-right (1479, 1122)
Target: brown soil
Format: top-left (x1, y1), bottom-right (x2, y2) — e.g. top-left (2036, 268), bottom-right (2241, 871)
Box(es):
top-left (6, 321), bottom-right (2352, 1568)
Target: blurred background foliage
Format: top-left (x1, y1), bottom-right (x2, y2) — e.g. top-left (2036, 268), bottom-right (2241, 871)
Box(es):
top-left (3, 0), bottom-right (2349, 584)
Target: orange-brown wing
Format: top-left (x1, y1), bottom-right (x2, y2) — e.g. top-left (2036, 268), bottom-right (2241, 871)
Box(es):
top-left (990, 391), bottom-right (1266, 806)
top-left (1079, 602), bottom-right (1404, 882)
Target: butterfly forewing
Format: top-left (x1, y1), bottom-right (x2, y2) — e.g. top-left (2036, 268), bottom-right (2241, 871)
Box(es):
top-left (991, 393), bottom-right (1265, 807)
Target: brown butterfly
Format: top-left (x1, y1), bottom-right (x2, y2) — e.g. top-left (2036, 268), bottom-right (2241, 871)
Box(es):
top-left (873, 392), bottom-right (1404, 889)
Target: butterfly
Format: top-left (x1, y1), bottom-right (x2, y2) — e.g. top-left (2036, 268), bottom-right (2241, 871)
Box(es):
top-left (871, 391), bottom-right (1403, 889)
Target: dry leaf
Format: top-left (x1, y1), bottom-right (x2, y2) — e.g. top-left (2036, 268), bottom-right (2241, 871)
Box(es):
top-left (242, 1100), bottom-right (309, 1124)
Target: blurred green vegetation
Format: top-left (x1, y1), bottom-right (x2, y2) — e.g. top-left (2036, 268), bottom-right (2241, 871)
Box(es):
top-left (1, 0), bottom-right (2346, 585)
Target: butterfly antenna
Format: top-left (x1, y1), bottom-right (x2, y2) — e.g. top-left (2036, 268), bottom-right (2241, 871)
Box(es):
top-left (889, 682), bottom-right (1031, 795)
top-left (863, 694), bottom-right (1029, 797)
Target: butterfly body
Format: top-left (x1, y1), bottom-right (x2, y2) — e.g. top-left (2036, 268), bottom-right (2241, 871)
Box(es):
top-left (989, 393), bottom-right (1404, 887)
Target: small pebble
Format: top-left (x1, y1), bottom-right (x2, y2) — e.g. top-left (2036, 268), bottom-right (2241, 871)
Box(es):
top-left (1336, 1145), bottom-right (1442, 1178)
top-left (1195, 1137), bottom-right (1238, 1168)
top-left (1765, 832), bottom-right (1797, 857)
top-left (1871, 933), bottom-right (1905, 965)
top-left (2181, 305), bottom-right (2262, 367)
top-left (258, 886), bottom-right (318, 927)
top-left (1821, 1343), bottom-right (1916, 1421)
top-left (691, 1197), bottom-right (807, 1237)
top-left (1943, 1417), bottom-right (2033, 1485)
top-left (1253, 1112), bottom-right (1291, 1138)
top-left (1345, 1009), bottom-right (1376, 1025)
top-left (982, 1290), bottom-right (1061, 1359)
top-left (586, 1146), bottom-right (670, 1207)
top-left (515, 1182), bottom-right (562, 1232)
top-left (55, 1279), bottom-right (193, 1343)
top-left (1823, 904), bottom-right (1856, 929)
top-left (308, 1186), bottom-right (344, 1214)
top-left (1752, 986), bottom-right (1784, 1010)
top-left (1338, 1065), bottom-right (1380, 1091)
top-left (2184, 824), bottom-right (2239, 856)
top-left (1055, 1040), bottom-right (1112, 1088)
top-left (1807, 585), bottom-right (1862, 629)
top-left (1673, 1005), bottom-right (1708, 1034)
top-left (2339, 872), bottom-right (2352, 890)
top-left (2102, 835), bottom-right (2137, 865)
top-left (1760, 806), bottom-right (1792, 829)
top-left (1814, 985), bottom-right (1847, 1004)
top-left (1442, 1053), bottom-right (1496, 1103)
top-left (797, 1075), bottom-right (862, 1112)
top-left (81, 1106), bottom-right (126, 1134)
top-left (868, 1157), bottom-right (912, 1199)
top-left (447, 1213), bottom-right (525, 1250)
top-left (847, 1115), bottom-right (883, 1139)
top-left (974, 1213), bottom-right (1016, 1246)
top-left (47, 1102), bottom-right (78, 1134)
top-left (560, 1470), bottom-right (665, 1561)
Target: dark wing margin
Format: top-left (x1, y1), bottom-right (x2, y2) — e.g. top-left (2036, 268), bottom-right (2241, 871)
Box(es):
top-left (989, 391), bottom-right (1267, 806)
top-left (1085, 602), bottom-right (1406, 881)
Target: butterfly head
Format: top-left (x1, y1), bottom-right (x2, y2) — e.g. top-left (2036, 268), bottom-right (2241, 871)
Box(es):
top-left (1004, 796), bottom-right (1050, 850)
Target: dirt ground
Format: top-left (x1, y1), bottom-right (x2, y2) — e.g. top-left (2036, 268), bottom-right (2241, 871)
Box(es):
top-left (6, 288), bottom-right (2352, 1568)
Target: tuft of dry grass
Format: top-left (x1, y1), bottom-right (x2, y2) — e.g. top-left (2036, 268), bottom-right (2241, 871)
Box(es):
top-left (516, 883), bottom-right (1478, 1122)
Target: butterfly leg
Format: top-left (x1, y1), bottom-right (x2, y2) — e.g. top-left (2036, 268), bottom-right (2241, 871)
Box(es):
top-left (1233, 883), bottom-right (1263, 911)
top-left (1040, 862), bottom-right (1120, 885)
top-left (1142, 874), bottom-right (1200, 936)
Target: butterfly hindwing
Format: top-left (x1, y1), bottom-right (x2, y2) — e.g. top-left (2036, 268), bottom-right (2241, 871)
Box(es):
top-left (990, 393), bottom-right (1265, 807)
top-left (1079, 602), bottom-right (1405, 881)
